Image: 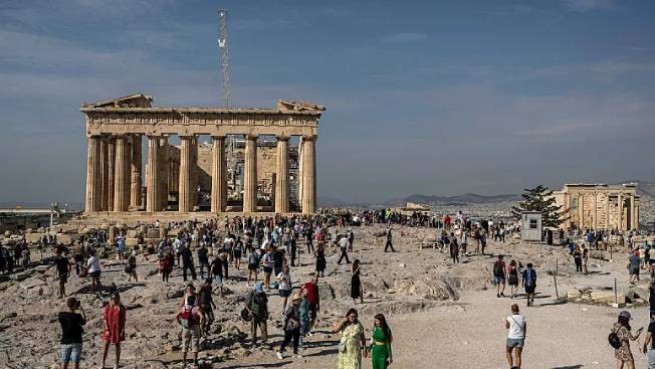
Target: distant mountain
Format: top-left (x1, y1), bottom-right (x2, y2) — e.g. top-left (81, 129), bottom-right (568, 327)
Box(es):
top-left (318, 196), bottom-right (349, 208)
top-left (387, 193), bottom-right (522, 206)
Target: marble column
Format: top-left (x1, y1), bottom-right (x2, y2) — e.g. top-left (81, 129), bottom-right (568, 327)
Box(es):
top-left (159, 137), bottom-right (169, 210)
top-left (592, 191), bottom-right (598, 230)
top-left (146, 136), bottom-right (160, 212)
top-left (563, 193), bottom-right (571, 229)
top-left (84, 136), bottom-right (101, 212)
top-left (243, 134), bottom-right (258, 213)
top-left (630, 194), bottom-right (637, 230)
top-left (604, 193), bottom-right (611, 229)
top-left (211, 136), bottom-right (227, 212)
top-left (130, 134), bottom-right (142, 209)
top-left (106, 138), bottom-right (116, 211)
top-left (578, 193), bottom-right (585, 229)
top-left (191, 137), bottom-right (198, 208)
top-left (99, 138), bottom-right (109, 211)
top-left (275, 136), bottom-right (289, 213)
top-left (178, 136), bottom-right (193, 213)
top-left (617, 192), bottom-right (624, 231)
top-left (301, 136), bottom-right (316, 214)
top-left (113, 136), bottom-right (129, 212)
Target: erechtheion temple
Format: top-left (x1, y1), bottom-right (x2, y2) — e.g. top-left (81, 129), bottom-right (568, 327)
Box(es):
top-left (82, 94), bottom-right (325, 217)
top-left (553, 183), bottom-right (640, 231)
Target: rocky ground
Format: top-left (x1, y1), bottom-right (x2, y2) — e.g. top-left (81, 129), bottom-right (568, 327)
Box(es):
top-left (0, 223), bottom-right (653, 369)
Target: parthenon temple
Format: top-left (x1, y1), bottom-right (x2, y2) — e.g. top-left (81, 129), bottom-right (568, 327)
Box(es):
top-left (82, 94), bottom-right (325, 216)
top-left (553, 183), bottom-right (640, 231)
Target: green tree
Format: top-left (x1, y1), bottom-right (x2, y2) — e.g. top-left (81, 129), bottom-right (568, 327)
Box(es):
top-left (511, 185), bottom-right (564, 228)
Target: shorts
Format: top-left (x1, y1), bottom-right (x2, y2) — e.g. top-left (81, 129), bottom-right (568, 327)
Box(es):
top-left (182, 326), bottom-right (201, 353)
top-left (60, 343), bottom-right (82, 363)
top-left (214, 275), bottom-right (223, 287)
top-left (234, 250), bottom-right (242, 259)
top-left (506, 338), bottom-right (524, 348)
top-left (279, 289), bottom-right (291, 298)
top-left (248, 264), bottom-right (258, 271)
top-left (263, 266), bottom-right (273, 274)
top-left (494, 275), bottom-right (505, 285)
top-left (525, 285), bottom-right (536, 294)
top-left (59, 275), bottom-right (68, 284)
top-left (631, 268), bottom-right (640, 276)
top-left (90, 271), bottom-right (101, 278)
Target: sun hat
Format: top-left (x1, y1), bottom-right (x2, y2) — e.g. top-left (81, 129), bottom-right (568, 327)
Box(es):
top-left (292, 292), bottom-right (302, 301)
top-left (619, 310), bottom-right (632, 320)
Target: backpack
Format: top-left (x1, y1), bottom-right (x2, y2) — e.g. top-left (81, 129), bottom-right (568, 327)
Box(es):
top-left (608, 330), bottom-right (622, 349)
top-left (493, 262), bottom-right (504, 277)
top-left (179, 307), bottom-right (198, 329)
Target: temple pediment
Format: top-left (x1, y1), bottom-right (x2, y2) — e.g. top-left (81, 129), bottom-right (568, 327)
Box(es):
top-left (83, 93), bottom-right (153, 108)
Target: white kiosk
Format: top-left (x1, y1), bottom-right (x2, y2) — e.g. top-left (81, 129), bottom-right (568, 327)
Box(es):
top-left (521, 211), bottom-right (543, 241)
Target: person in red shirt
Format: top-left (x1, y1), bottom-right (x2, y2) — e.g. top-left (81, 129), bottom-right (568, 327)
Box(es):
top-left (101, 292), bottom-right (126, 369)
top-left (303, 276), bottom-right (320, 335)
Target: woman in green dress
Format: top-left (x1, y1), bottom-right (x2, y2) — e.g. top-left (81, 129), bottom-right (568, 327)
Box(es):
top-left (333, 308), bottom-right (367, 369)
top-left (371, 314), bottom-right (393, 369)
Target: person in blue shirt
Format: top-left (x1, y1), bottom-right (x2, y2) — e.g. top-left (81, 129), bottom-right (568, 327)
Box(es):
top-left (521, 263), bottom-right (537, 307)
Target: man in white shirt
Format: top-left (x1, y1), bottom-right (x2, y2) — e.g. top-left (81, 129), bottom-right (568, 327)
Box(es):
top-left (337, 236), bottom-right (351, 264)
top-left (505, 303), bottom-right (527, 369)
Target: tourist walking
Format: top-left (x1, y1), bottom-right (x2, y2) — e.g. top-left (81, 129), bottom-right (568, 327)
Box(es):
top-left (612, 310), bottom-right (643, 369)
top-left (384, 227), bottom-right (395, 252)
top-left (262, 249), bottom-right (273, 289)
top-left (277, 292), bottom-right (303, 359)
top-left (507, 260), bottom-right (519, 299)
top-left (521, 263), bottom-right (537, 306)
top-left (247, 248), bottom-right (259, 286)
top-left (160, 250), bottom-right (174, 283)
top-left (573, 244), bottom-right (583, 273)
top-left (505, 303), bottom-right (526, 369)
top-left (629, 250), bottom-right (641, 284)
top-left (370, 314), bottom-right (393, 369)
top-left (449, 233), bottom-right (460, 264)
top-left (303, 276), bottom-right (321, 335)
top-left (199, 279), bottom-right (215, 336)
top-left (351, 259), bottom-right (363, 304)
top-left (299, 287), bottom-right (311, 347)
top-left (334, 308), bottom-right (367, 369)
top-left (86, 251), bottom-right (102, 294)
top-left (493, 255), bottom-right (506, 298)
top-left (177, 294), bottom-right (204, 368)
top-left (101, 292), bottom-right (126, 369)
top-left (338, 235), bottom-right (351, 264)
top-left (245, 283), bottom-right (269, 345)
top-left (55, 251), bottom-right (71, 298)
top-left (315, 244), bottom-right (326, 277)
top-left (58, 297), bottom-right (86, 369)
top-left (641, 311), bottom-right (655, 369)
top-left (209, 252), bottom-right (224, 297)
top-left (277, 265), bottom-right (292, 311)
top-left (181, 244), bottom-right (197, 281)
top-left (125, 251), bottom-right (138, 282)
top-left (197, 244), bottom-right (209, 280)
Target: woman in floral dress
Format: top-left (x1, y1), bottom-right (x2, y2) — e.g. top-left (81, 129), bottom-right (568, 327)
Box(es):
top-left (333, 308), bottom-right (367, 369)
top-left (613, 310), bottom-right (643, 369)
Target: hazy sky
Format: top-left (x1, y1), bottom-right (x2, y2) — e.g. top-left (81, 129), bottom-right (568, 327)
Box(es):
top-left (1, 0), bottom-right (654, 205)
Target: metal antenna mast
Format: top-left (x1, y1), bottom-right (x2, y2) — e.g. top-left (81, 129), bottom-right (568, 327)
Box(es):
top-left (218, 9), bottom-right (239, 197)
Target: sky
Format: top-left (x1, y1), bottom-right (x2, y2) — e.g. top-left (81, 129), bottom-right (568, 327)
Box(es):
top-left (0, 0), bottom-right (654, 206)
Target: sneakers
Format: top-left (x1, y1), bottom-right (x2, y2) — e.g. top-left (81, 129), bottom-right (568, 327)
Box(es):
top-left (277, 351), bottom-right (284, 360)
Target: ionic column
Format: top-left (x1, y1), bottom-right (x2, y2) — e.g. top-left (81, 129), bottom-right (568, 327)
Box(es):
top-left (113, 136), bottom-right (129, 212)
top-left (275, 136), bottom-right (289, 213)
top-left (178, 136), bottom-right (193, 213)
top-left (243, 134), bottom-right (258, 213)
top-left (106, 138), bottom-right (116, 211)
top-left (301, 136), bottom-right (317, 214)
top-left (84, 136), bottom-right (101, 213)
top-left (130, 135), bottom-right (142, 209)
top-left (99, 137), bottom-right (109, 211)
top-left (191, 137), bottom-right (199, 208)
top-left (211, 136), bottom-right (227, 212)
top-left (146, 136), bottom-right (160, 212)
top-left (159, 137), bottom-right (169, 210)
top-left (617, 192), bottom-right (624, 230)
